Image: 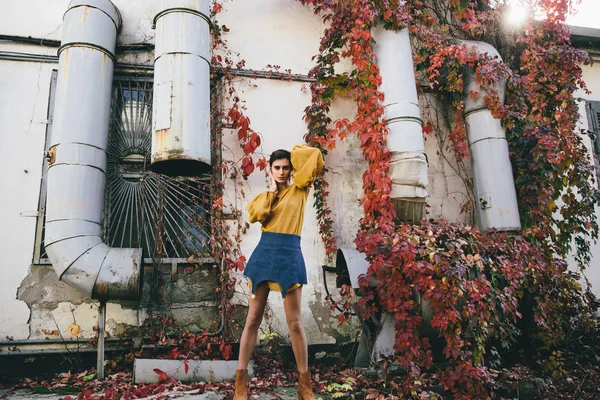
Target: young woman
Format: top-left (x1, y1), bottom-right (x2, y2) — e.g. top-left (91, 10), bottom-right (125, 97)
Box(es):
top-left (233, 145), bottom-right (324, 400)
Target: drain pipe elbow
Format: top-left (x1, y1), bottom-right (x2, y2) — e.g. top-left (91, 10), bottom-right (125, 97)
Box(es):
top-left (45, 0), bottom-right (141, 301)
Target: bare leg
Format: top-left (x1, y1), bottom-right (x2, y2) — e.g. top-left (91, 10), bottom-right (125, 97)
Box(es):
top-left (283, 286), bottom-right (308, 372)
top-left (237, 284), bottom-right (270, 369)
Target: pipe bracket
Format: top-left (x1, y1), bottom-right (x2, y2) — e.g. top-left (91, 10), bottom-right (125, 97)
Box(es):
top-left (386, 116), bottom-right (424, 126)
top-left (154, 52), bottom-right (211, 66)
top-left (57, 42), bottom-right (117, 63)
top-left (464, 105), bottom-right (490, 118)
top-left (64, 3), bottom-right (122, 33)
top-left (152, 8), bottom-right (212, 29)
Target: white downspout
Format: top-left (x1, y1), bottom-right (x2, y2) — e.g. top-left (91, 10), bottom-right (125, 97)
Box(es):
top-left (370, 25), bottom-right (428, 359)
top-left (151, 0), bottom-right (212, 176)
top-left (45, 0), bottom-right (141, 300)
top-left (461, 40), bottom-right (521, 231)
top-left (373, 25), bottom-right (428, 223)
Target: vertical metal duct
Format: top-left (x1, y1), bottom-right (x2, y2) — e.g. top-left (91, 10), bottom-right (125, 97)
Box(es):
top-left (370, 25), bottom-right (428, 359)
top-left (45, 0), bottom-right (141, 300)
top-left (372, 25), bottom-right (428, 223)
top-left (461, 40), bottom-right (521, 231)
top-left (152, 0), bottom-right (212, 176)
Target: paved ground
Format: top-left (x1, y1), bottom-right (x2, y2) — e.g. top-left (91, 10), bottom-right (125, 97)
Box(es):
top-left (0, 387), bottom-right (301, 400)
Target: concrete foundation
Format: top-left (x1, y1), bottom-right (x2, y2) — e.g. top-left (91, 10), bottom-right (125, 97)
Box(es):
top-left (133, 359), bottom-right (254, 384)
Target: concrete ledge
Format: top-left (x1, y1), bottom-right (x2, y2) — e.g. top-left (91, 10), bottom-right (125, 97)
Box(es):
top-left (133, 359), bottom-right (253, 384)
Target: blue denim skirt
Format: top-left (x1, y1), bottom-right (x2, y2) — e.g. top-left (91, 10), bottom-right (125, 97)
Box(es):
top-left (243, 232), bottom-right (307, 298)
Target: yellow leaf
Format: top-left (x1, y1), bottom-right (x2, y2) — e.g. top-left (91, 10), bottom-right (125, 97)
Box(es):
top-left (64, 323), bottom-right (81, 337)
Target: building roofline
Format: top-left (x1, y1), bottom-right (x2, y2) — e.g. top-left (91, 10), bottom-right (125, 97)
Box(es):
top-left (570, 25), bottom-right (600, 50)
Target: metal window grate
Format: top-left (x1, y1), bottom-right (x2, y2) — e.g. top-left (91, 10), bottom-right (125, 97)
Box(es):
top-left (104, 77), bottom-right (213, 260)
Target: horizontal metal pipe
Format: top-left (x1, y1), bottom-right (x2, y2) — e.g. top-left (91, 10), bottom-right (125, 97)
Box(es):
top-left (0, 337), bottom-right (131, 346)
top-left (0, 336), bottom-right (133, 357)
top-left (0, 50), bottom-right (318, 82)
top-left (217, 68), bottom-right (317, 83)
top-left (0, 33), bottom-right (155, 51)
top-left (0, 34), bottom-right (61, 47)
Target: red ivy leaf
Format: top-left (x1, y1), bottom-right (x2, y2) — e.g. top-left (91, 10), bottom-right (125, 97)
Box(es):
top-left (167, 347), bottom-right (179, 360)
top-left (235, 256), bottom-right (247, 271)
top-left (219, 342), bottom-right (232, 360)
top-left (423, 121), bottom-right (434, 134)
top-left (153, 368), bottom-right (169, 383)
top-left (237, 116), bottom-right (250, 140)
top-left (228, 108), bottom-right (241, 126)
top-left (256, 157), bottom-right (268, 171)
top-left (241, 157), bottom-right (255, 176)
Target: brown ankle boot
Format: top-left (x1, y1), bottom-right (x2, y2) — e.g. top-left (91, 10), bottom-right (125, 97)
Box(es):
top-left (233, 369), bottom-right (248, 400)
top-left (297, 371), bottom-right (316, 400)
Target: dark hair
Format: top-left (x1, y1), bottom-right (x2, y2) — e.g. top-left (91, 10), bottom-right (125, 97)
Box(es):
top-left (269, 149), bottom-right (291, 166)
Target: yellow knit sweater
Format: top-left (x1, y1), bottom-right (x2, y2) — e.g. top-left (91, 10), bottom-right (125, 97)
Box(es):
top-left (247, 145), bottom-right (324, 235)
top-left (245, 145), bottom-right (324, 294)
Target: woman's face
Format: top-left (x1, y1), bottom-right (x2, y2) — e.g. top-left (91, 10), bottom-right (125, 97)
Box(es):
top-left (271, 158), bottom-right (291, 184)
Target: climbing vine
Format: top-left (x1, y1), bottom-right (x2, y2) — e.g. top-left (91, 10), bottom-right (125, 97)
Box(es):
top-left (298, 0), bottom-right (599, 398)
top-left (144, 0), bottom-right (600, 395)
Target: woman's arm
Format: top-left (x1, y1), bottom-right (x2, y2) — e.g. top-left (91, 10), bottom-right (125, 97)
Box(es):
top-left (247, 191), bottom-right (275, 223)
top-left (291, 145), bottom-right (324, 189)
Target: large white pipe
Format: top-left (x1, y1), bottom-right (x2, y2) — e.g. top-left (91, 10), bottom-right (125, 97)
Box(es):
top-left (45, 0), bottom-right (141, 300)
top-left (152, 0), bottom-right (212, 176)
top-left (372, 26), bottom-right (428, 221)
top-left (461, 41), bottom-right (521, 231)
top-left (370, 25), bottom-right (428, 359)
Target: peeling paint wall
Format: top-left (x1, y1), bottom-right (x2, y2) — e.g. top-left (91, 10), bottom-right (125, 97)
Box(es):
top-left (0, 61), bottom-right (56, 340)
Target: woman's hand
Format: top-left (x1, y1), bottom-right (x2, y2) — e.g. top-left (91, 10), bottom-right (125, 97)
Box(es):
top-left (269, 173), bottom-right (278, 194)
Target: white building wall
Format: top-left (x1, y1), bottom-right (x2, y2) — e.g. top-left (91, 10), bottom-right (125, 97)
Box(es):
top-left (0, 0), bottom-right (526, 348)
top-left (0, 60), bottom-right (55, 339)
top-left (574, 60), bottom-right (600, 297)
